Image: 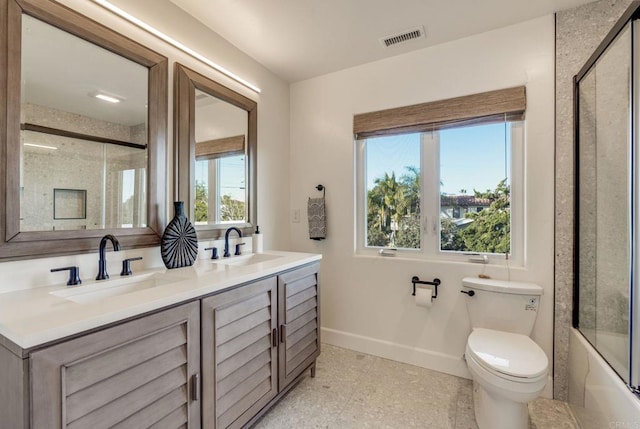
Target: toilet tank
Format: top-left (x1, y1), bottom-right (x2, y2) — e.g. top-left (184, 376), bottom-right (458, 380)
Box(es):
top-left (462, 277), bottom-right (543, 336)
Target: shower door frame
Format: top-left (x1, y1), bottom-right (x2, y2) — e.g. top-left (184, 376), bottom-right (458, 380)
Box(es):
top-left (573, 1), bottom-right (640, 394)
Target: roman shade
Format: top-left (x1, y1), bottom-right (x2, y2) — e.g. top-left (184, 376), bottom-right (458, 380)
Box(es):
top-left (353, 86), bottom-right (526, 139)
top-left (195, 135), bottom-right (245, 160)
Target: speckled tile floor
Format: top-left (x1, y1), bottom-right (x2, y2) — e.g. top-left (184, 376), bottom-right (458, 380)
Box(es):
top-left (253, 344), bottom-right (578, 429)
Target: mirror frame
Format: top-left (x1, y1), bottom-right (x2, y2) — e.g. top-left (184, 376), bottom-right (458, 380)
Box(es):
top-left (0, 0), bottom-right (168, 260)
top-left (174, 63), bottom-right (257, 238)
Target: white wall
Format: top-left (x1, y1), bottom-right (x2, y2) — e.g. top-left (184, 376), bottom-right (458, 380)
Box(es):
top-left (289, 15), bottom-right (555, 390)
top-left (0, 0), bottom-right (290, 292)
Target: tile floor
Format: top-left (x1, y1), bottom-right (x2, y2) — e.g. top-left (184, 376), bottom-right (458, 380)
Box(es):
top-left (254, 344), bottom-right (578, 429)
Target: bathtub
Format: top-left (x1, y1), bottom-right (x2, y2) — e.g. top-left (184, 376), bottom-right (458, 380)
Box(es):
top-left (568, 328), bottom-right (640, 428)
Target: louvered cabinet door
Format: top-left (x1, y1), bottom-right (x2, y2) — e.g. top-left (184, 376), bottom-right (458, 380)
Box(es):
top-left (278, 263), bottom-right (321, 389)
top-left (202, 277), bottom-right (278, 429)
top-left (30, 302), bottom-right (201, 429)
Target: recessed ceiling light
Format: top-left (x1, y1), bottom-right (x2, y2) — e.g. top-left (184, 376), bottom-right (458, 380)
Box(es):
top-left (95, 93), bottom-right (121, 103)
top-left (91, 90), bottom-right (125, 103)
top-left (24, 143), bottom-right (57, 150)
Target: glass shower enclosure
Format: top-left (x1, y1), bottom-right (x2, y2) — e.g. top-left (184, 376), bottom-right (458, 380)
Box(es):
top-left (575, 4), bottom-right (640, 394)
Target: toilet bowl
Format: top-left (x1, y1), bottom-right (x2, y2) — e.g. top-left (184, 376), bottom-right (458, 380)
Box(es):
top-left (461, 278), bottom-right (548, 429)
top-left (465, 328), bottom-right (548, 429)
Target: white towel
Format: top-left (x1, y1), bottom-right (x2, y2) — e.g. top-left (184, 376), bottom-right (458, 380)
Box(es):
top-left (308, 197), bottom-right (326, 240)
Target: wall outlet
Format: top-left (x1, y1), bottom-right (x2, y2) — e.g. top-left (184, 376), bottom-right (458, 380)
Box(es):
top-left (292, 208), bottom-right (300, 223)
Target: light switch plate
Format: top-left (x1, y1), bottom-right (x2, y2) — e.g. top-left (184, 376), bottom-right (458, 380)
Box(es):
top-left (292, 208), bottom-right (300, 223)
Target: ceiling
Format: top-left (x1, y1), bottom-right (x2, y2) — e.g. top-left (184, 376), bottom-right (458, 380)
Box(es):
top-left (170, 0), bottom-right (597, 83)
top-left (22, 14), bottom-right (148, 127)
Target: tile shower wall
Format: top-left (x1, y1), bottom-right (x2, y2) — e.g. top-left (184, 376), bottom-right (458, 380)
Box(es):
top-left (21, 103), bottom-right (146, 231)
top-left (554, 0), bottom-right (633, 401)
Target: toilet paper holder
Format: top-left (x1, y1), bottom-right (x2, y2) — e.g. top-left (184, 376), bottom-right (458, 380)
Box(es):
top-left (411, 276), bottom-right (441, 299)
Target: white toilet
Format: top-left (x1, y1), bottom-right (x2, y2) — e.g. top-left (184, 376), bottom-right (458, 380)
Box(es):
top-left (461, 277), bottom-right (548, 429)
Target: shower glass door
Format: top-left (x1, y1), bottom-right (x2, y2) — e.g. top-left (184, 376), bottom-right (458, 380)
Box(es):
top-left (576, 22), bottom-right (631, 382)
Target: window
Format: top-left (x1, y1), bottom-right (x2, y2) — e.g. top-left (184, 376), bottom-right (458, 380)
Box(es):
top-left (194, 155), bottom-right (246, 225)
top-left (354, 87), bottom-right (525, 263)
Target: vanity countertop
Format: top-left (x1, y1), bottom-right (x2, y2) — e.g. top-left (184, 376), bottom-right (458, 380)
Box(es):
top-left (0, 251), bottom-right (321, 351)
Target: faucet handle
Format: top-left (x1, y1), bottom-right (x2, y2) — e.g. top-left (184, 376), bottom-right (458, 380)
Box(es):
top-left (51, 266), bottom-right (82, 286)
top-left (120, 257), bottom-right (143, 276)
top-left (204, 247), bottom-right (219, 260)
top-left (235, 242), bottom-right (246, 256)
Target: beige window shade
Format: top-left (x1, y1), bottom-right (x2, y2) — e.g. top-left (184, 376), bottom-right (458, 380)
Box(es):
top-left (353, 86), bottom-right (525, 139)
top-left (195, 135), bottom-right (245, 160)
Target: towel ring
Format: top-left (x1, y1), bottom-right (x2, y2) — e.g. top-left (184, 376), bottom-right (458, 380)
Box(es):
top-left (316, 184), bottom-right (325, 197)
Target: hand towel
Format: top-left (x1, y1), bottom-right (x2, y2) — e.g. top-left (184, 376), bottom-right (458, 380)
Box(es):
top-left (308, 196), bottom-right (326, 240)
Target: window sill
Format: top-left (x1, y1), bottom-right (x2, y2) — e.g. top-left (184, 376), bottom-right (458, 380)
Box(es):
top-left (353, 249), bottom-right (524, 269)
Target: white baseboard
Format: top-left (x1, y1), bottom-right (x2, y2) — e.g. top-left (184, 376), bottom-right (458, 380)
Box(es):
top-left (321, 327), bottom-right (472, 380)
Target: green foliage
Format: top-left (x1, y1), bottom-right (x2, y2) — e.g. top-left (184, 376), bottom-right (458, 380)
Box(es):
top-left (459, 179), bottom-right (510, 253)
top-left (366, 168), bottom-right (420, 248)
top-left (220, 194), bottom-right (245, 221)
top-left (195, 181), bottom-right (208, 222)
top-left (366, 167), bottom-right (510, 254)
top-left (194, 183), bottom-right (245, 223)
top-left (395, 214), bottom-right (421, 249)
top-left (440, 217), bottom-right (465, 251)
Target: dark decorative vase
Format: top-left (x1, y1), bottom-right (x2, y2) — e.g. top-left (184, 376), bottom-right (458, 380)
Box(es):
top-left (161, 201), bottom-right (198, 269)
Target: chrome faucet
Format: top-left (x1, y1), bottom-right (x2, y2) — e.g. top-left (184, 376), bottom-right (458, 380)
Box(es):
top-left (96, 234), bottom-right (121, 280)
top-left (223, 227), bottom-right (243, 257)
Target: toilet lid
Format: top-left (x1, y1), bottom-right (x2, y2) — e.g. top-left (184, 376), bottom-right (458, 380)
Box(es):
top-left (467, 328), bottom-right (548, 379)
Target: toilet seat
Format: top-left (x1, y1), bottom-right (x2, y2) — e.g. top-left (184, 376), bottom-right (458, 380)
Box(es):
top-left (467, 328), bottom-right (548, 382)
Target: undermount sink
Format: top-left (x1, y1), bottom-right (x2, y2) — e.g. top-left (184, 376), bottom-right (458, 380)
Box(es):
top-left (213, 253), bottom-right (283, 267)
top-left (50, 272), bottom-right (185, 304)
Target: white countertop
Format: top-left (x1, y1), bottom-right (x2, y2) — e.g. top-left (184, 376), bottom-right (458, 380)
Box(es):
top-left (0, 251), bottom-right (321, 350)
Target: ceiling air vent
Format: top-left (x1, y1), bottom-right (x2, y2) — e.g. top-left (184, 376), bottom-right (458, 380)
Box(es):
top-left (380, 26), bottom-right (425, 48)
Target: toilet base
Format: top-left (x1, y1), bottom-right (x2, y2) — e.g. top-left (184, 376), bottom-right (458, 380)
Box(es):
top-left (473, 380), bottom-right (529, 429)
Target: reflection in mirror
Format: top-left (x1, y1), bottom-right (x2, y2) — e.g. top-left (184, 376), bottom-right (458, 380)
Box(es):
top-left (174, 63), bottom-right (257, 239)
top-left (194, 89), bottom-right (248, 225)
top-left (1, 0), bottom-right (167, 260)
top-left (20, 15), bottom-right (149, 232)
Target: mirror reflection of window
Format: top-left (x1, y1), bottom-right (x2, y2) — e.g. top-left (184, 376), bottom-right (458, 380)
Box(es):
top-left (194, 89), bottom-right (248, 225)
top-left (19, 14), bottom-right (149, 232)
top-left (117, 168), bottom-right (147, 228)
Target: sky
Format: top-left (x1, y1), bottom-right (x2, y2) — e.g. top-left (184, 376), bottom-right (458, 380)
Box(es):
top-left (365, 122), bottom-right (512, 195)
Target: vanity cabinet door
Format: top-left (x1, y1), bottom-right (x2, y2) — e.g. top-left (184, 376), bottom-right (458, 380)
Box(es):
top-left (278, 263), bottom-right (321, 389)
top-left (202, 277), bottom-right (278, 429)
top-left (30, 302), bottom-right (201, 429)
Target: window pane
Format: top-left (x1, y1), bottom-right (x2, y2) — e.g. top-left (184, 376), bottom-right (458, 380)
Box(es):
top-left (365, 134), bottom-right (421, 249)
top-left (439, 122), bottom-right (512, 254)
top-left (194, 156), bottom-right (246, 224)
top-left (218, 155), bottom-right (246, 223)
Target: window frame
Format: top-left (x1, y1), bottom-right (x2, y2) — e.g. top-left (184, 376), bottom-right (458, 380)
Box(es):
top-left (355, 120), bottom-right (524, 266)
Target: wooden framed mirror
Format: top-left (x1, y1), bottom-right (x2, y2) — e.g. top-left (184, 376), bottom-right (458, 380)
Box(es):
top-left (0, 0), bottom-right (168, 260)
top-left (174, 63), bottom-right (257, 239)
